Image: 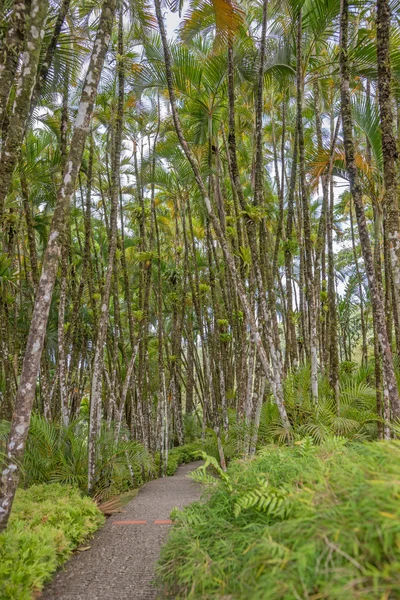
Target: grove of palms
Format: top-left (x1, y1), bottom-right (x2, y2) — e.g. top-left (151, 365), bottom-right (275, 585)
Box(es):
top-left (1, 0), bottom-right (400, 595)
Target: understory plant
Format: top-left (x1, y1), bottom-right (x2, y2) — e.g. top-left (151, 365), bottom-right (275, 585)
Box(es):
top-left (157, 439), bottom-right (400, 599)
top-left (257, 364), bottom-right (380, 445)
top-left (0, 483), bottom-right (103, 600)
top-left (2, 415), bottom-right (154, 500)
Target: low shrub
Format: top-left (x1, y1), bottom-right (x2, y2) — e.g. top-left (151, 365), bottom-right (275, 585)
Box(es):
top-left (154, 442), bottom-right (203, 476)
top-left (0, 483), bottom-right (104, 600)
top-left (157, 439), bottom-right (400, 599)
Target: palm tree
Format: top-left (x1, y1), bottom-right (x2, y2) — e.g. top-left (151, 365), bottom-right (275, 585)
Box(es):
top-left (2, 0), bottom-right (400, 535)
top-left (376, 0), bottom-right (400, 325)
top-left (153, 0), bottom-right (291, 429)
top-left (0, 0), bottom-right (117, 531)
top-left (88, 5), bottom-right (125, 493)
top-left (339, 0), bottom-right (400, 434)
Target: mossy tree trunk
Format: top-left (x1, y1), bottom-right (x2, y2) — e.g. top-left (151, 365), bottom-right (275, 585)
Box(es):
top-left (339, 0), bottom-right (400, 428)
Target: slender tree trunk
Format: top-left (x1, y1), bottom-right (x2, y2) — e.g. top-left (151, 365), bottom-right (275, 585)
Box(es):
top-left (297, 11), bottom-right (318, 402)
top-left (88, 7), bottom-right (123, 493)
top-left (340, 0), bottom-right (400, 424)
top-left (249, 361), bottom-right (265, 456)
top-left (328, 172), bottom-right (339, 399)
top-left (0, 0), bottom-right (27, 132)
top-left (273, 99), bottom-right (286, 280)
top-left (244, 341), bottom-right (256, 454)
top-left (0, 0), bottom-right (116, 530)
top-left (284, 130), bottom-right (298, 369)
top-left (20, 169), bottom-right (39, 285)
top-left (0, 0), bottom-right (48, 222)
top-left (376, 0), bottom-right (400, 325)
top-left (383, 211), bottom-right (394, 347)
top-left (349, 199), bottom-right (368, 366)
top-left (253, 0), bottom-right (268, 207)
top-left (185, 324), bottom-right (195, 415)
top-left (314, 88), bottom-right (340, 384)
top-left (115, 347), bottom-right (139, 443)
top-left (373, 203), bottom-right (384, 438)
top-left (58, 250), bottom-right (69, 427)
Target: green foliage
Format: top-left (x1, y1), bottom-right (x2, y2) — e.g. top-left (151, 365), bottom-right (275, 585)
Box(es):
top-left (0, 484), bottom-right (103, 600)
top-left (188, 452), bottom-right (289, 518)
top-left (157, 441), bottom-right (400, 599)
top-left (155, 442), bottom-right (203, 476)
top-left (238, 246), bottom-right (252, 265)
top-left (217, 319), bottom-right (229, 329)
top-left (189, 451), bottom-right (233, 491)
top-left (219, 332), bottom-right (232, 343)
top-left (257, 365), bottom-right (379, 446)
top-left (182, 414), bottom-right (202, 442)
top-left (233, 478), bottom-right (288, 519)
top-left (19, 415), bottom-right (153, 499)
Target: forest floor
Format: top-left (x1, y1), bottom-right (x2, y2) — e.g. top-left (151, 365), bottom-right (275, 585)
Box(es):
top-left (40, 461), bottom-right (203, 600)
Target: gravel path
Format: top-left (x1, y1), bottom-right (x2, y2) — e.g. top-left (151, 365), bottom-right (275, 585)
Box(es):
top-left (41, 461), bottom-right (203, 600)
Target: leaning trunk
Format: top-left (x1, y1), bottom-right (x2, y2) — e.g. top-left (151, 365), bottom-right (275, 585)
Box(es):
top-left (88, 7), bottom-right (123, 494)
top-left (153, 0), bottom-right (290, 428)
top-left (0, 0), bottom-right (49, 222)
top-left (0, 0), bottom-right (116, 531)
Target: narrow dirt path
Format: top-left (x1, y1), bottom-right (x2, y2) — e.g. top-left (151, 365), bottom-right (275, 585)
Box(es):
top-left (41, 461), bottom-right (203, 600)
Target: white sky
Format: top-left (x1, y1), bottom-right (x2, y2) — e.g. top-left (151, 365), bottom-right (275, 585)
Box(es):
top-left (165, 8), bottom-right (183, 38)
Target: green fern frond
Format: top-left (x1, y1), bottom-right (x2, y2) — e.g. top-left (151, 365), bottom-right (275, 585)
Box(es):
top-left (234, 478), bottom-right (288, 519)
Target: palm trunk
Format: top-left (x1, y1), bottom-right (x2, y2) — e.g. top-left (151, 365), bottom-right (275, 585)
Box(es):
top-left (0, 0), bottom-right (116, 530)
top-left (339, 0), bottom-right (400, 424)
top-left (20, 169), bottom-right (39, 286)
top-left (0, 0), bottom-right (49, 222)
top-left (273, 99), bottom-right (286, 280)
top-left (249, 361), bottom-right (265, 456)
top-left (328, 171), bottom-right (339, 400)
top-left (376, 0), bottom-right (400, 326)
top-left (373, 202), bottom-right (384, 438)
top-left (58, 249), bottom-right (69, 427)
top-left (349, 199), bottom-right (368, 366)
top-left (0, 0), bottom-right (27, 131)
top-left (88, 7), bottom-right (123, 493)
top-left (284, 129), bottom-right (298, 369)
top-left (253, 0), bottom-right (268, 208)
top-left (383, 211), bottom-right (394, 347)
top-left (297, 11), bottom-right (318, 402)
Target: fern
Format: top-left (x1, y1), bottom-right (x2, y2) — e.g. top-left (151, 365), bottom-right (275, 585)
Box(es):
top-left (234, 478), bottom-right (288, 518)
top-left (295, 435), bottom-right (315, 457)
top-left (171, 504), bottom-right (205, 526)
top-left (189, 469), bottom-right (220, 486)
top-left (189, 451), bottom-right (233, 491)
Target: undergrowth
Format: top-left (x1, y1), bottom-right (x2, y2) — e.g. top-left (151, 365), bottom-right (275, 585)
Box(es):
top-left (0, 483), bottom-right (103, 600)
top-left (0, 415), bottom-right (153, 501)
top-left (157, 439), bottom-right (400, 599)
top-left (0, 427), bottom-right (205, 599)
top-left (257, 365), bottom-right (380, 445)
top-left (163, 442), bottom-right (203, 475)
